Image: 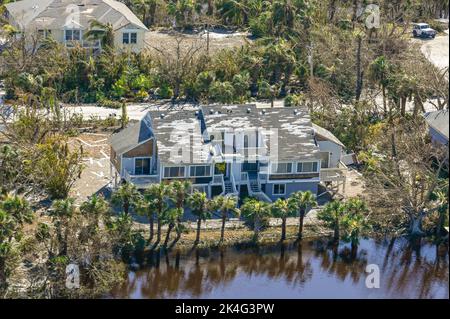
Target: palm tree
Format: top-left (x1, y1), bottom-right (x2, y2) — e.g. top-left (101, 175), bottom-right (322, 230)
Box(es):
top-left (188, 191), bottom-right (212, 245)
top-left (111, 183), bottom-right (142, 215)
top-left (169, 181), bottom-right (191, 246)
top-left (341, 198), bottom-right (369, 257)
top-left (317, 200), bottom-right (346, 243)
top-left (368, 56), bottom-right (391, 116)
top-left (0, 193), bottom-right (33, 227)
top-left (84, 20), bottom-right (115, 50)
top-left (240, 198), bottom-right (271, 242)
top-left (49, 198), bottom-right (77, 256)
top-left (135, 198), bottom-right (154, 243)
top-left (211, 195), bottom-right (239, 244)
top-left (80, 194), bottom-right (109, 227)
top-left (144, 183), bottom-right (171, 245)
top-left (162, 207), bottom-right (184, 248)
top-left (290, 191), bottom-right (317, 240)
top-left (271, 198), bottom-right (296, 241)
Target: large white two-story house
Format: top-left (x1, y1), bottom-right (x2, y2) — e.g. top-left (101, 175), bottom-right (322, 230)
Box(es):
top-left (3, 0), bottom-right (148, 51)
top-left (109, 105), bottom-right (348, 202)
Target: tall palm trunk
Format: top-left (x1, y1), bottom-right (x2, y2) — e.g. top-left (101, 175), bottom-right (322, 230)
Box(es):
top-left (123, 200), bottom-right (130, 215)
top-left (195, 218), bottom-right (202, 244)
top-left (333, 218), bottom-right (340, 242)
top-left (298, 208), bottom-right (305, 239)
top-left (220, 211), bottom-right (227, 243)
top-left (253, 216), bottom-right (261, 242)
top-left (351, 241), bottom-right (358, 259)
top-left (148, 212), bottom-right (154, 243)
top-left (156, 218), bottom-right (162, 243)
top-left (170, 216), bottom-right (183, 249)
top-left (355, 35), bottom-right (363, 101)
top-left (163, 223), bottom-right (174, 247)
top-left (281, 217), bottom-right (287, 241)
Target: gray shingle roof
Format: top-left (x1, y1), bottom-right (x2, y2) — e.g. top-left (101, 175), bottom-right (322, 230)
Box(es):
top-left (111, 104), bottom-right (325, 163)
top-left (110, 113), bottom-right (153, 154)
top-left (146, 107), bottom-right (212, 164)
top-left (201, 104), bottom-right (320, 161)
top-left (5, 0), bottom-right (148, 31)
top-left (424, 110), bottom-right (449, 141)
top-left (312, 123), bottom-right (345, 147)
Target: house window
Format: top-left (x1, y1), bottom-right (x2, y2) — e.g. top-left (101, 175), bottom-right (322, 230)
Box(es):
top-left (65, 29), bottom-right (81, 41)
top-left (123, 32), bottom-right (137, 44)
top-left (135, 158), bottom-right (150, 175)
top-left (271, 163), bottom-right (293, 174)
top-left (297, 162), bottom-right (319, 173)
top-left (190, 165), bottom-right (211, 177)
top-left (163, 166), bottom-right (185, 178)
top-left (38, 29), bottom-right (52, 39)
top-left (273, 184), bottom-right (286, 195)
top-left (65, 29), bottom-right (81, 47)
top-left (131, 32), bottom-right (137, 43)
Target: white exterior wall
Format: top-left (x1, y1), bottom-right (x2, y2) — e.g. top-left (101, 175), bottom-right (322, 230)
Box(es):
top-left (114, 25), bottom-right (146, 52)
top-left (121, 157), bottom-right (135, 175)
top-left (317, 140), bottom-right (343, 168)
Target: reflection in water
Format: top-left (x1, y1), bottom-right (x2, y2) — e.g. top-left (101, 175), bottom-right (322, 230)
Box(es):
top-left (108, 238), bottom-right (449, 299)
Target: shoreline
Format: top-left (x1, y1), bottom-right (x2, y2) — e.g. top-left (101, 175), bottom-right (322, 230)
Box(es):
top-left (136, 223), bottom-right (333, 252)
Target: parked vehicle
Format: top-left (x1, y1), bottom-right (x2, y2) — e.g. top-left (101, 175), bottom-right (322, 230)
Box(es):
top-left (412, 23), bottom-right (437, 38)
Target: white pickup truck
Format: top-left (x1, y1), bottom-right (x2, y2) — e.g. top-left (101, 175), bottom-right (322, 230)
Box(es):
top-left (412, 23), bottom-right (437, 39)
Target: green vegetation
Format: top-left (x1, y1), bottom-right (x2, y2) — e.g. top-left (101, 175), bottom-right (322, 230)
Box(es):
top-left (0, 0), bottom-right (448, 298)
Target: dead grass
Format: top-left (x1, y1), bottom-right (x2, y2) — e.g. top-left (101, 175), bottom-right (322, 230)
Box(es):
top-left (141, 224), bottom-right (331, 251)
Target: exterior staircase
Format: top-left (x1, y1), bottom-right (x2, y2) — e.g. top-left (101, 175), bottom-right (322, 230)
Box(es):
top-left (224, 181), bottom-right (234, 193)
top-left (249, 180), bottom-right (261, 193)
top-left (248, 178), bottom-right (272, 203)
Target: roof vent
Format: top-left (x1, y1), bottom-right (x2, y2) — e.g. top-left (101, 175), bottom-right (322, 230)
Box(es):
top-left (195, 110), bottom-right (199, 117)
top-left (210, 109), bottom-right (214, 114)
top-left (247, 108), bottom-right (251, 114)
top-left (294, 109), bottom-right (299, 115)
top-left (160, 113), bottom-right (165, 119)
top-left (227, 109), bottom-right (233, 114)
top-left (261, 110), bottom-right (266, 115)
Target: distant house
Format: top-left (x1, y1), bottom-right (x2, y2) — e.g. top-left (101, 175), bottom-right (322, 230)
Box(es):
top-left (3, 0), bottom-right (148, 51)
top-left (424, 110), bottom-right (449, 146)
top-left (110, 105), bottom-right (348, 202)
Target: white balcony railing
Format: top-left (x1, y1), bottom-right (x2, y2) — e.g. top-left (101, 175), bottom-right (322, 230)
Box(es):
top-left (123, 170), bottom-right (160, 186)
top-left (320, 168), bottom-right (346, 182)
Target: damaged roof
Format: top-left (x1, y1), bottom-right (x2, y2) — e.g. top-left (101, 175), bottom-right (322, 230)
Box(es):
top-left (201, 104), bottom-right (320, 161)
top-left (111, 104), bottom-right (328, 164)
top-left (145, 107), bottom-right (212, 164)
top-left (5, 0), bottom-right (148, 31)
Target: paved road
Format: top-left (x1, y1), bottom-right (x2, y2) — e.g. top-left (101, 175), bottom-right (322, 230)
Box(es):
top-left (418, 30), bottom-right (449, 70)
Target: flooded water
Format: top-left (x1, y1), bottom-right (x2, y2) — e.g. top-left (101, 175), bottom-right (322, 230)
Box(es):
top-left (109, 238), bottom-right (449, 299)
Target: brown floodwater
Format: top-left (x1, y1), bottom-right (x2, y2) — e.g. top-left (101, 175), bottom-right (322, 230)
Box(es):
top-left (108, 238), bottom-right (449, 299)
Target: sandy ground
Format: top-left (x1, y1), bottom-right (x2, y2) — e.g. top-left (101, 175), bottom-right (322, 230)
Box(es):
top-left (70, 133), bottom-right (113, 203)
top-left (144, 30), bottom-right (251, 54)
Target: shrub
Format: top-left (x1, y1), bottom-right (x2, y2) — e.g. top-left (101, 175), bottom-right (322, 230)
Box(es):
top-left (209, 81), bottom-right (236, 104)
